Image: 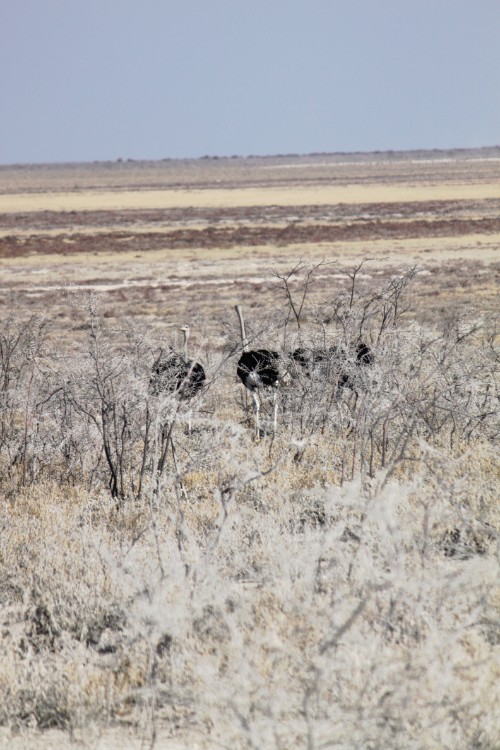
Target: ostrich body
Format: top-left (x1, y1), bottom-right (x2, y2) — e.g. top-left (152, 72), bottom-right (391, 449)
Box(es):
top-left (237, 349), bottom-right (282, 391)
top-left (149, 325), bottom-right (205, 474)
top-left (150, 325), bottom-right (206, 401)
top-left (235, 305), bottom-right (284, 438)
top-left (291, 340), bottom-right (373, 391)
top-left (355, 341), bottom-right (374, 367)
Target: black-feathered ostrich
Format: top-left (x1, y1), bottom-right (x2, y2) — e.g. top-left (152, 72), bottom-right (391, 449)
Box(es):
top-left (150, 325), bottom-right (206, 400)
top-left (291, 340), bottom-right (374, 391)
top-left (235, 305), bottom-right (285, 439)
top-left (149, 325), bottom-right (206, 476)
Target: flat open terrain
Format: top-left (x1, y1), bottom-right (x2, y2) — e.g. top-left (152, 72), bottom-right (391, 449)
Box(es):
top-left (0, 149), bottom-right (499, 750)
top-left (1, 148), bottom-right (499, 336)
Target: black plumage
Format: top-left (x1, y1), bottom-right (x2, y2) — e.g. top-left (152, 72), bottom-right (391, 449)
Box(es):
top-left (236, 348), bottom-right (283, 437)
top-left (291, 341), bottom-right (374, 390)
top-left (291, 346), bottom-right (332, 371)
top-left (355, 341), bottom-right (374, 366)
top-left (234, 305), bottom-right (285, 438)
top-left (150, 352), bottom-right (206, 400)
top-left (149, 325), bottom-right (205, 401)
top-left (236, 349), bottom-right (282, 391)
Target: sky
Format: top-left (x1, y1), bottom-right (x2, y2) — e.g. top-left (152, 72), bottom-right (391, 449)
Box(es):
top-left (1, 0), bottom-right (499, 165)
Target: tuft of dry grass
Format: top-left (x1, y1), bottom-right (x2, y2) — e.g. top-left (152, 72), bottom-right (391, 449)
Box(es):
top-left (1, 419), bottom-right (499, 747)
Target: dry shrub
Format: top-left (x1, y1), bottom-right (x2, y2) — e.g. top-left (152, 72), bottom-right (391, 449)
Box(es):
top-left (0, 276), bottom-right (498, 748)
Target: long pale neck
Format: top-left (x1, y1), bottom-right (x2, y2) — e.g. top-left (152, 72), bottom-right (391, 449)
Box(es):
top-left (182, 328), bottom-right (189, 359)
top-left (235, 305), bottom-right (248, 350)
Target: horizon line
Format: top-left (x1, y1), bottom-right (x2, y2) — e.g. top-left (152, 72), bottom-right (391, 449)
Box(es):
top-left (1, 144), bottom-right (500, 170)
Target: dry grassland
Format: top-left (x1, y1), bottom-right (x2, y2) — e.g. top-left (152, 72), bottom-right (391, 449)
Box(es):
top-left (0, 150), bottom-right (499, 749)
top-left (1, 150), bottom-right (499, 338)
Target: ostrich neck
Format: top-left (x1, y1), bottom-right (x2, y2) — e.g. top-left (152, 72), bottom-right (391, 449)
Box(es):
top-left (235, 305), bottom-right (248, 350)
top-left (182, 329), bottom-right (189, 359)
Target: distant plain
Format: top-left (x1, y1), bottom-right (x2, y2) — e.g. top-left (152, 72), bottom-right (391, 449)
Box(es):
top-left (1, 148), bottom-right (499, 339)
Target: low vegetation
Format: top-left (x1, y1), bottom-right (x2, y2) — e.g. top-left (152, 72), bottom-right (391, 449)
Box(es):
top-left (0, 265), bottom-right (499, 749)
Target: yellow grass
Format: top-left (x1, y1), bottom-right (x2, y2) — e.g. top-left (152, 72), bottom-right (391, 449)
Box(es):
top-left (2, 181), bottom-right (500, 213)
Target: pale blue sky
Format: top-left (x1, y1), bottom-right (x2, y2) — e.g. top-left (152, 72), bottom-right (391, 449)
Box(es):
top-left (1, 0), bottom-right (499, 164)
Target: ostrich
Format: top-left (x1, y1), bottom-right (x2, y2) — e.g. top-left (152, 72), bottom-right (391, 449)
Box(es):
top-left (291, 340), bottom-right (374, 391)
top-left (354, 341), bottom-right (374, 367)
top-left (150, 325), bottom-right (206, 401)
top-left (337, 341), bottom-right (374, 393)
top-left (177, 325), bottom-right (206, 399)
top-left (149, 325), bottom-right (206, 475)
top-left (235, 305), bottom-right (284, 438)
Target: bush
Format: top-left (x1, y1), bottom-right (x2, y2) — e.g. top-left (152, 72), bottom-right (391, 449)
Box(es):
top-left (0, 272), bottom-right (498, 748)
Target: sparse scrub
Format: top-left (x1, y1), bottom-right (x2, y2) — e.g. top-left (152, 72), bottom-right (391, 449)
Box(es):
top-left (0, 271), bottom-right (498, 749)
